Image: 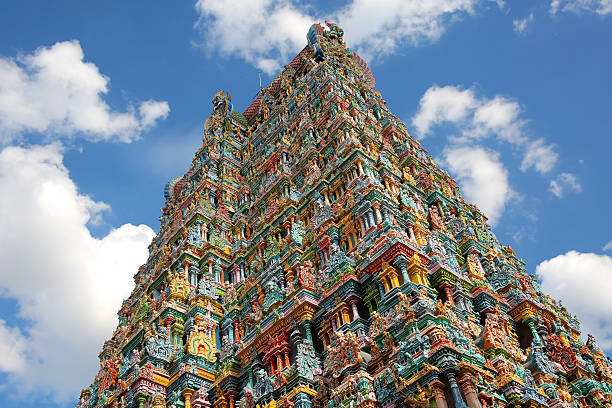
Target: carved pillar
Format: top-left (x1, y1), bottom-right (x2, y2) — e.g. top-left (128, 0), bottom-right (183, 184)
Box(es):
top-left (323, 190), bottom-right (330, 206)
top-left (183, 388), bottom-right (195, 408)
top-left (342, 308), bottom-right (351, 325)
top-left (293, 391), bottom-right (313, 408)
top-left (202, 224), bottom-right (208, 242)
top-left (372, 202), bottom-right (382, 225)
top-left (208, 259), bottom-right (214, 278)
top-left (408, 226), bottom-right (416, 242)
top-left (349, 299), bottom-right (360, 320)
top-left (367, 211), bottom-right (375, 228)
top-left (458, 373), bottom-right (482, 408)
top-left (447, 371), bottom-right (469, 408)
top-left (431, 380), bottom-right (448, 408)
top-left (525, 318), bottom-right (542, 346)
top-left (376, 281), bottom-right (385, 299)
top-left (302, 319), bottom-right (313, 342)
top-left (277, 354), bottom-right (283, 371)
top-left (359, 217), bottom-right (365, 236)
top-left (227, 392), bottom-right (236, 408)
top-left (394, 255), bottom-right (409, 286)
top-left (182, 260), bottom-right (191, 282)
top-left (135, 393), bottom-right (148, 408)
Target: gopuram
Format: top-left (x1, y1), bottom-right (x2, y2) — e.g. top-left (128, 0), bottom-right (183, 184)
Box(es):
top-left (78, 22), bottom-right (612, 408)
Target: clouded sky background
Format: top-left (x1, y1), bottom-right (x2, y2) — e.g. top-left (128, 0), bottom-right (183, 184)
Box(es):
top-left (0, 1), bottom-right (611, 407)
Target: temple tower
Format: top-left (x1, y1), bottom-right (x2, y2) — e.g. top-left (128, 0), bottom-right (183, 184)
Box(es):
top-left (79, 22), bottom-right (612, 408)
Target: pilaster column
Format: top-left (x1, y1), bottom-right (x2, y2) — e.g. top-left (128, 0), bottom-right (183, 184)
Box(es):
top-left (277, 354), bottom-right (283, 371)
top-left (394, 255), bottom-right (409, 285)
top-left (182, 260), bottom-right (191, 281)
top-left (293, 391), bottom-right (313, 408)
top-left (447, 371), bottom-right (469, 408)
top-left (182, 389), bottom-right (195, 408)
top-left (359, 217), bottom-right (365, 235)
top-left (372, 202), bottom-right (382, 225)
top-left (357, 161), bottom-right (364, 176)
top-left (367, 211), bottom-right (375, 228)
top-left (349, 299), bottom-right (360, 320)
top-left (409, 226), bottom-right (417, 242)
top-left (228, 392), bottom-right (237, 408)
top-left (431, 380), bottom-right (448, 408)
top-left (377, 281), bottom-right (385, 299)
top-left (302, 319), bottom-right (313, 342)
top-left (525, 318), bottom-right (542, 346)
top-left (459, 373), bottom-right (482, 408)
top-left (207, 259), bottom-right (213, 278)
top-left (323, 190), bottom-right (330, 205)
top-left (135, 393), bottom-right (148, 408)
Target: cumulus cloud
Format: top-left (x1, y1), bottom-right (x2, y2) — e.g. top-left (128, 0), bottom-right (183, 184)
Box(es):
top-left (604, 241), bottom-right (612, 252)
top-left (0, 144), bottom-right (155, 402)
top-left (0, 40), bottom-right (169, 143)
top-left (412, 85), bottom-right (478, 136)
top-left (194, 0), bottom-right (497, 75)
top-left (194, 0), bottom-right (314, 74)
top-left (441, 145), bottom-right (512, 225)
top-left (139, 100), bottom-right (170, 129)
top-left (412, 84), bottom-right (557, 174)
top-left (550, 0), bottom-right (612, 15)
top-left (336, 0), bottom-right (480, 61)
top-left (549, 172), bottom-right (582, 198)
top-left (521, 138), bottom-right (559, 174)
top-left (0, 319), bottom-right (27, 373)
top-left (513, 12), bottom-right (535, 34)
top-left (536, 250), bottom-right (612, 351)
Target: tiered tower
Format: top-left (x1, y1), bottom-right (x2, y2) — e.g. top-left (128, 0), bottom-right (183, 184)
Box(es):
top-left (79, 22), bottom-right (612, 408)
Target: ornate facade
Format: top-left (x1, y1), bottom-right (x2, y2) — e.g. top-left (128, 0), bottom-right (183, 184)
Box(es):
top-left (79, 22), bottom-right (612, 408)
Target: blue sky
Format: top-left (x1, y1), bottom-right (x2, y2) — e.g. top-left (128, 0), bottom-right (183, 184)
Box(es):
top-left (0, 1), bottom-right (611, 407)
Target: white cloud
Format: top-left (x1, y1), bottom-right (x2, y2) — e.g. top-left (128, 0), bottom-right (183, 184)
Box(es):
top-left (412, 85), bottom-right (478, 137)
top-left (194, 0), bottom-right (314, 74)
top-left (603, 241), bottom-right (612, 252)
top-left (536, 250), bottom-right (612, 351)
top-left (139, 100), bottom-right (170, 129)
top-left (412, 84), bottom-right (557, 174)
top-left (470, 95), bottom-right (526, 144)
top-left (441, 145), bottom-right (512, 226)
top-left (513, 12), bottom-right (535, 34)
top-left (0, 40), bottom-right (169, 143)
top-left (336, 0), bottom-right (481, 61)
top-left (549, 172), bottom-right (582, 198)
top-left (550, 0), bottom-right (612, 15)
top-left (0, 144), bottom-right (155, 402)
top-left (521, 138), bottom-right (558, 174)
top-left (193, 0), bottom-right (499, 75)
top-left (0, 319), bottom-right (27, 373)
top-left (412, 85), bottom-right (526, 143)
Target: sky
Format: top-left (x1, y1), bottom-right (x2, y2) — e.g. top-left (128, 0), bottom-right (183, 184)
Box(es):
top-left (0, 1), bottom-right (611, 407)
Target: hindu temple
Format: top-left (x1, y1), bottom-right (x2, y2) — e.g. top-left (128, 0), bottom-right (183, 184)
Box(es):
top-left (78, 22), bottom-right (612, 408)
